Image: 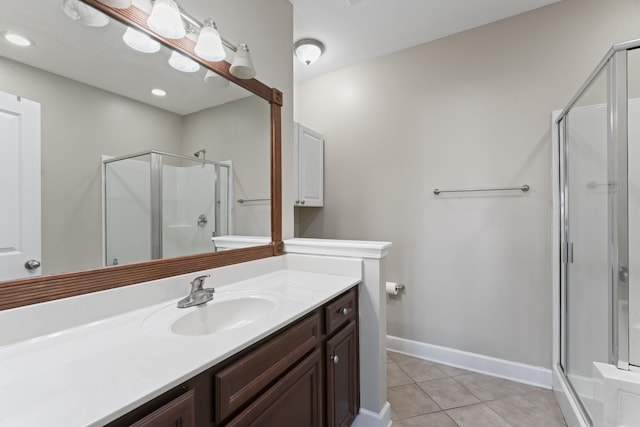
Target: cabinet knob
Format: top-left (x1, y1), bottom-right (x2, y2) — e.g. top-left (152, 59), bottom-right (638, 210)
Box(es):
top-left (331, 355), bottom-right (339, 364)
top-left (301, 200), bottom-right (306, 205)
top-left (340, 307), bottom-right (348, 316)
top-left (295, 200), bottom-right (300, 204)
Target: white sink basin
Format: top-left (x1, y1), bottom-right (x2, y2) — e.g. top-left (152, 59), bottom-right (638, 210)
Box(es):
top-left (172, 297), bottom-right (276, 336)
top-left (143, 290), bottom-right (279, 337)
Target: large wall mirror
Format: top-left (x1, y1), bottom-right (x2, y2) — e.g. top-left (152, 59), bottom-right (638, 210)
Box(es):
top-left (0, 0), bottom-right (283, 310)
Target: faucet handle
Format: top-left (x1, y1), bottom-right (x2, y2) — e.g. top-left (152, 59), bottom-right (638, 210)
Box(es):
top-left (190, 274), bottom-right (211, 292)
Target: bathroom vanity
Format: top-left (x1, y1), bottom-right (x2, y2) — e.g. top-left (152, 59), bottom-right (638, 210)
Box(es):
top-left (107, 286), bottom-right (358, 427)
top-left (0, 256), bottom-right (363, 426)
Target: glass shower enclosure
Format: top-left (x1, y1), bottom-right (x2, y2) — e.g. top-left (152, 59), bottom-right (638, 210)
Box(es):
top-left (102, 150), bottom-right (230, 266)
top-left (555, 41), bottom-right (640, 424)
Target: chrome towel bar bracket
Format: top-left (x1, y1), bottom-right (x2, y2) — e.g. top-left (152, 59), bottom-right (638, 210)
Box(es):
top-left (433, 185), bottom-right (530, 195)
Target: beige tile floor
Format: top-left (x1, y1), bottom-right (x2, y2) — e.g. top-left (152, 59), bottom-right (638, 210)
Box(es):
top-left (387, 351), bottom-right (567, 426)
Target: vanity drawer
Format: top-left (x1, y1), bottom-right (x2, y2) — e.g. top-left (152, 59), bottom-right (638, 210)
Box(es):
top-left (214, 312), bottom-right (321, 423)
top-left (325, 288), bottom-right (357, 336)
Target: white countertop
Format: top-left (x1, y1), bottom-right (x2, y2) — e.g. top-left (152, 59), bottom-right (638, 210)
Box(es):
top-left (0, 268), bottom-right (361, 427)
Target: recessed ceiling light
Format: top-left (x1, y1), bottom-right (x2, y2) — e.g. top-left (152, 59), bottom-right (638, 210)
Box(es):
top-left (4, 32), bottom-right (32, 47)
top-left (151, 88), bottom-right (167, 97)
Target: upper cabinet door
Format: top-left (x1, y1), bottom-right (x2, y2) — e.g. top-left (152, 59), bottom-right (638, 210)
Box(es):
top-left (294, 123), bottom-right (324, 207)
top-left (0, 91), bottom-right (41, 281)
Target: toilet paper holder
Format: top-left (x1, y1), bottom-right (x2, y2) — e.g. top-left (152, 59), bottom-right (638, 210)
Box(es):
top-left (386, 282), bottom-right (405, 296)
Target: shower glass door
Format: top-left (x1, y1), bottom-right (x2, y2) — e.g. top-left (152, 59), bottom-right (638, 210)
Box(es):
top-left (561, 63), bottom-right (610, 422)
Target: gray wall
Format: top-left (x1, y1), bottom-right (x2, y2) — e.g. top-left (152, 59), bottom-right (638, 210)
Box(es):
top-left (294, 0), bottom-right (640, 369)
top-left (182, 95), bottom-right (272, 236)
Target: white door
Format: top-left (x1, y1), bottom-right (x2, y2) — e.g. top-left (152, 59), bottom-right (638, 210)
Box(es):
top-left (0, 91), bottom-right (41, 281)
top-left (294, 123), bottom-right (324, 207)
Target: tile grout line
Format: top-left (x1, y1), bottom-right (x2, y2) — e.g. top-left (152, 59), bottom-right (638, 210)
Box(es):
top-left (388, 351), bottom-right (567, 426)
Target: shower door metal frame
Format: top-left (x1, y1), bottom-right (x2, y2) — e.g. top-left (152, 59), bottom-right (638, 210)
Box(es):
top-left (556, 40), bottom-right (637, 374)
top-left (609, 49), bottom-right (629, 370)
top-left (554, 39), bottom-right (640, 427)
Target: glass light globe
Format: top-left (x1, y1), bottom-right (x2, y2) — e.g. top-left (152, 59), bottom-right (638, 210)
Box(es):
top-left (147, 0), bottom-right (185, 39)
top-left (168, 51), bottom-right (200, 73)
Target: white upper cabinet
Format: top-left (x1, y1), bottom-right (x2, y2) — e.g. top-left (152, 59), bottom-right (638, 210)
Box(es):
top-left (294, 123), bottom-right (324, 207)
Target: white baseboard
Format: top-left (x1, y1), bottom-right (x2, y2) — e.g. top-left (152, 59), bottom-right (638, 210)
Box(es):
top-left (352, 401), bottom-right (391, 427)
top-left (387, 335), bottom-right (552, 389)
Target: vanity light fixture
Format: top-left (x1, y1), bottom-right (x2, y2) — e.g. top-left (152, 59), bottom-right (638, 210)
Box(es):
top-left (293, 38), bottom-right (324, 65)
top-left (147, 0), bottom-right (185, 39)
top-left (62, 0), bottom-right (109, 27)
top-left (178, 10), bottom-right (257, 79)
top-left (168, 50), bottom-right (200, 72)
top-left (230, 43), bottom-right (256, 79)
top-left (194, 18), bottom-right (225, 62)
top-left (151, 88), bottom-right (167, 97)
top-left (3, 32), bottom-right (32, 47)
top-left (122, 27), bottom-right (161, 53)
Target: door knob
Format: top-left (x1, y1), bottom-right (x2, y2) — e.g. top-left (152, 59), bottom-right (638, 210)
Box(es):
top-left (24, 259), bottom-right (41, 270)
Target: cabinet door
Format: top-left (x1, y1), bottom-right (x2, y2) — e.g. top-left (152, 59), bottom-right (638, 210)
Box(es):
top-left (326, 321), bottom-right (358, 427)
top-left (225, 350), bottom-right (322, 427)
top-left (295, 123), bottom-right (324, 207)
top-left (130, 389), bottom-right (195, 427)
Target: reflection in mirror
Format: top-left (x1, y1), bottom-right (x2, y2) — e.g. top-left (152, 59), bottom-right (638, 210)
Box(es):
top-left (0, 0), bottom-right (271, 281)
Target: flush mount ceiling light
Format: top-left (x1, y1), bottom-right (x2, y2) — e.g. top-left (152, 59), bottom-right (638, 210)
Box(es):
top-left (230, 43), bottom-right (256, 79)
top-left (3, 32), bottom-right (33, 47)
top-left (194, 18), bottom-right (225, 62)
top-left (151, 88), bottom-right (167, 97)
top-left (96, 0), bottom-right (132, 8)
top-left (294, 38), bottom-right (324, 65)
top-left (147, 0), bottom-right (185, 39)
top-left (168, 50), bottom-right (200, 72)
top-left (123, 27), bottom-right (161, 53)
top-left (62, 0), bottom-right (109, 27)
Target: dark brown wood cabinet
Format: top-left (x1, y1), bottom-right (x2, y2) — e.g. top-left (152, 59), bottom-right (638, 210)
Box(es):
top-left (105, 286), bottom-right (359, 427)
top-left (225, 350), bottom-right (322, 427)
top-left (326, 321), bottom-right (358, 427)
top-left (130, 390), bottom-right (195, 427)
top-left (324, 288), bottom-right (359, 427)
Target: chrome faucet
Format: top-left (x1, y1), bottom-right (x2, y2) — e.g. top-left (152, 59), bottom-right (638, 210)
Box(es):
top-left (177, 274), bottom-right (215, 308)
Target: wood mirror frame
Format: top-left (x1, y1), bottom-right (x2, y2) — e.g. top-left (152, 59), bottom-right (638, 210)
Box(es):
top-left (0, 1), bottom-right (283, 311)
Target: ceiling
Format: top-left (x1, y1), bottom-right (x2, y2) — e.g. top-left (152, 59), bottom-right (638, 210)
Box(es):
top-left (291, 0), bottom-right (562, 81)
top-left (1, 0), bottom-right (251, 115)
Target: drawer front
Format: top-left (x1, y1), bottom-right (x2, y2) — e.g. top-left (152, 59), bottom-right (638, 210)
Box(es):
top-left (130, 389), bottom-right (195, 427)
top-left (225, 349), bottom-right (322, 427)
top-left (215, 312), bottom-right (321, 423)
top-left (325, 288), bottom-right (356, 336)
